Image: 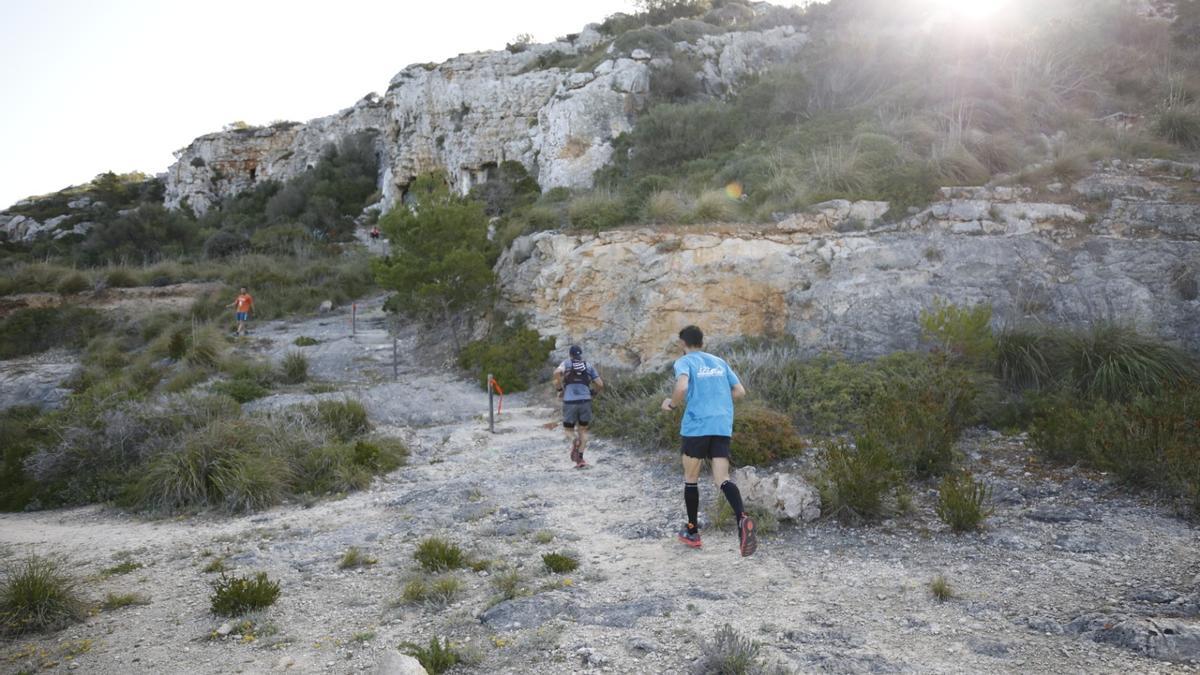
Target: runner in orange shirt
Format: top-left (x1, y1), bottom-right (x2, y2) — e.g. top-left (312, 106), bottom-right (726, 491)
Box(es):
top-left (229, 287), bottom-right (254, 337)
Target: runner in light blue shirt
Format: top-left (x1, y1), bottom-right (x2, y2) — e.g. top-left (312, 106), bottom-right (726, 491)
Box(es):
top-left (661, 325), bottom-right (756, 556)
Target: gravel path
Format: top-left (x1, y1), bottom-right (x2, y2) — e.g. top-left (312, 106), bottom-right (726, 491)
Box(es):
top-left (2, 298), bottom-right (1198, 674)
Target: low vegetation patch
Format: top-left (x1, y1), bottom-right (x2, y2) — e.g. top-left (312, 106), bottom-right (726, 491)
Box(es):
top-left (278, 351), bottom-right (309, 384)
top-left (413, 537), bottom-right (465, 573)
top-left (929, 574), bottom-right (955, 602)
top-left (542, 552), bottom-right (579, 574)
top-left (693, 624), bottom-right (764, 675)
top-left (209, 572), bottom-right (280, 617)
top-left (0, 555), bottom-right (87, 636)
top-left (817, 436), bottom-right (898, 524)
top-left (100, 592), bottom-right (150, 611)
top-left (338, 547), bottom-right (377, 569)
top-left (936, 471), bottom-right (993, 533)
top-left (402, 636), bottom-right (460, 675)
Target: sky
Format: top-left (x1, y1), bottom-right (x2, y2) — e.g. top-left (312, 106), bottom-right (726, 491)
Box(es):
top-left (0, 0), bottom-right (644, 209)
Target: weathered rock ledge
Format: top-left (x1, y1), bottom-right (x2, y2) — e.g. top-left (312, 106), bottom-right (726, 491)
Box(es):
top-left (497, 164), bottom-right (1200, 369)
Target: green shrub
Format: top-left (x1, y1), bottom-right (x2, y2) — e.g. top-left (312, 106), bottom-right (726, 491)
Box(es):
top-left (935, 471), bottom-right (993, 532)
top-left (864, 356), bottom-right (978, 479)
top-left (279, 351), bottom-right (308, 384)
top-left (402, 636), bottom-right (460, 675)
top-left (55, 272), bottom-right (91, 296)
top-left (338, 547), bottom-right (377, 569)
top-left (209, 572), bottom-right (280, 617)
top-left (542, 552), bottom-right (579, 574)
top-left (612, 27), bottom-right (674, 56)
top-left (644, 190), bottom-right (689, 223)
top-left (293, 336), bottom-right (320, 346)
top-left (105, 265), bottom-right (141, 285)
top-left (730, 403), bottom-right (807, 466)
top-left (414, 537), bottom-right (465, 573)
top-left (350, 437), bottom-right (408, 473)
top-left (100, 560), bottom-right (142, 577)
top-left (457, 318), bottom-right (554, 392)
top-left (310, 399), bottom-right (370, 440)
top-left (919, 299), bottom-right (995, 367)
top-left (0, 406), bottom-right (49, 512)
top-left (567, 191), bottom-right (629, 232)
top-left (818, 436), bottom-right (899, 524)
top-left (166, 330), bottom-right (188, 361)
top-left (426, 577), bottom-right (463, 606)
top-left (689, 189), bottom-right (739, 223)
top-left (1065, 324), bottom-right (1198, 402)
top-left (213, 378), bottom-right (270, 403)
top-left (0, 555), bottom-right (86, 636)
top-left (164, 366), bottom-right (210, 393)
top-left (491, 570), bottom-right (528, 601)
top-left (1154, 106), bottom-right (1200, 148)
top-left (130, 420), bottom-right (290, 513)
top-left (1031, 387), bottom-right (1200, 515)
top-left (693, 624), bottom-right (763, 675)
top-left (725, 345), bottom-right (882, 436)
top-left (929, 575), bottom-right (955, 602)
top-left (0, 306), bottom-right (109, 359)
top-left (292, 443), bottom-right (372, 495)
top-left (589, 369), bottom-right (675, 449)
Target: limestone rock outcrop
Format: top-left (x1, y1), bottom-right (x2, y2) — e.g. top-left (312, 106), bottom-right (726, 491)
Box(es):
top-left (163, 26), bottom-right (808, 215)
top-left (496, 161), bottom-right (1200, 369)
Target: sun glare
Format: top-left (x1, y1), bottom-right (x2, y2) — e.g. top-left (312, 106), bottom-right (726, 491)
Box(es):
top-left (928, 0), bottom-right (1010, 21)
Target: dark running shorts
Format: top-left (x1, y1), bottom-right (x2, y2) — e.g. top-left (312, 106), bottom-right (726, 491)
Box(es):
top-left (236, 312), bottom-right (249, 322)
top-left (681, 435), bottom-right (731, 460)
top-left (562, 400), bottom-right (593, 428)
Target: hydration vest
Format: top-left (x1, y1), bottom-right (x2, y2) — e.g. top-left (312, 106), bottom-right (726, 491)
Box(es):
top-left (562, 359), bottom-right (592, 387)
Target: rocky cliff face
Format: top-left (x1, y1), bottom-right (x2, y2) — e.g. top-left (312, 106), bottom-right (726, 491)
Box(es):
top-left (163, 25), bottom-right (808, 214)
top-left (496, 160), bottom-right (1200, 369)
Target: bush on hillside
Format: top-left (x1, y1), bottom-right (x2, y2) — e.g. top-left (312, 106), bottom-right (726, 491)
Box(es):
top-left (0, 306), bottom-right (109, 360)
top-left (730, 403), bottom-right (806, 466)
top-left (458, 318), bottom-right (555, 393)
top-left (817, 435), bottom-right (899, 524)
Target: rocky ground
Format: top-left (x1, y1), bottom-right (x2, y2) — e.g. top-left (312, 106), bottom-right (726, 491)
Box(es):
top-left (2, 298), bottom-right (1199, 674)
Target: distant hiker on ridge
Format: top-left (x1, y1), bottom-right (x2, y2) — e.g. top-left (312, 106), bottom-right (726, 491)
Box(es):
top-left (229, 287), bottom-right (254, 337)
top-left (662, 325), bottom-right (756, 556)
top-left (554, 345), bottom-right (604, 468)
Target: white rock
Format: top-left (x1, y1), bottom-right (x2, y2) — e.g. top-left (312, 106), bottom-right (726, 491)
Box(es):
top-left (733, 467), bottom-right (820, 522)
top-left (374, 650), bottom-right (428, 675)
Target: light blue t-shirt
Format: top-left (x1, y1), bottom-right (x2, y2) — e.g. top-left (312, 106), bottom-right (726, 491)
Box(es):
top-left (673, 351), bottom-right (741, 437)
top-left (559, 359), bottom-right (600, 402)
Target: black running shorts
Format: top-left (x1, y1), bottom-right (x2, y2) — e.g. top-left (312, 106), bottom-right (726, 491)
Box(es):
top-left (681, 435), bottom-right (731, 460)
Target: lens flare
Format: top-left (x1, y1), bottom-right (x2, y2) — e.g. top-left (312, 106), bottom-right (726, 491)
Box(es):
top-left (724, 181), bottom-right (743, 200)
top-left (929, 0), bottom-right (1009, 21)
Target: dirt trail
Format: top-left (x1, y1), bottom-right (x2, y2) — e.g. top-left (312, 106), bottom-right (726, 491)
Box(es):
top-left (2, 298), bottom-right (1198, 674)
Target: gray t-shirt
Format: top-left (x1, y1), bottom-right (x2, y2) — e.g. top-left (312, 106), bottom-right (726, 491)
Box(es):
top-left (559, 359), bottom-right (600, 402)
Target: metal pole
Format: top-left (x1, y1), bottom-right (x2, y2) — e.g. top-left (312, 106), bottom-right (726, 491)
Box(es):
top-left (392, 328), bottom-right (398, 380)
top-left (487, 373), bottom-right (495, 433)
top-left (352, 303), bottom-right (357, 336)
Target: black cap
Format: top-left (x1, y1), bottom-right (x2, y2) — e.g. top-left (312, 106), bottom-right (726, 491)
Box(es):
top-left (569, 345), bottom-right (582, 358)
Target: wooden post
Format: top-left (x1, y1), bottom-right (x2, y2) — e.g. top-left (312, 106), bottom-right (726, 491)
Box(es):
top-left (392, 331), bottom-right (398, 380)
top-left (487, 373), bottom-right (495, 433)
top-left (351, 303), bottom-right (357, 336)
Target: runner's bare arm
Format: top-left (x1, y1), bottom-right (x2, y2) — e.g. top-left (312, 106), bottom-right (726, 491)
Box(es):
top-left (732, 383), bottom-right (746, 399)
top-left (661, 374), bottom-right (688, 411)
top-left (592, 377), bottom-right (604, 394)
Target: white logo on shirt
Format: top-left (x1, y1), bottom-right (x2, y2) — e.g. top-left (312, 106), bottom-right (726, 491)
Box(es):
top-left (695, 366), bottom-right (725, 378)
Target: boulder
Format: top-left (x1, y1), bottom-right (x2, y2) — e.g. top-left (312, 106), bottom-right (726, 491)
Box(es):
top-left (732, 467), bottom-right (820, 522)
top-left (318, 300), bottom-right (334, 313)
top-left (373, 650), bottom-right (428, 675)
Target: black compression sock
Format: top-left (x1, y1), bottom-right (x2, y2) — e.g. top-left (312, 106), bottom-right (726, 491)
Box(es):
top-left (720, 480), bottom-right (745, 520)
top-left (684, 483), bottom-right (699, 533)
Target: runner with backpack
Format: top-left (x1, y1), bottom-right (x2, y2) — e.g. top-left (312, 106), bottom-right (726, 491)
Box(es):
top-left (553, 345), bottom-right (604, 468)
